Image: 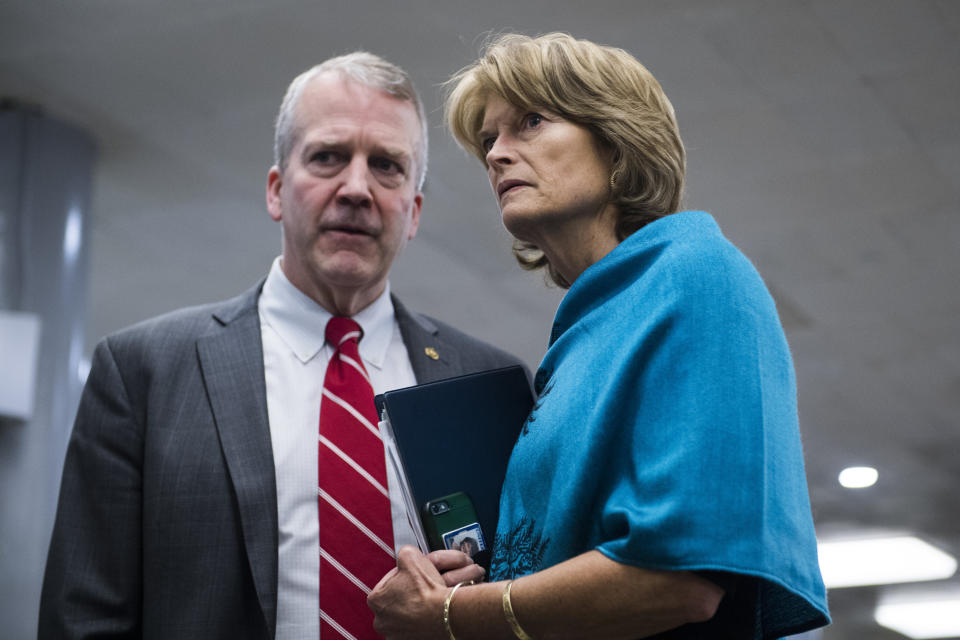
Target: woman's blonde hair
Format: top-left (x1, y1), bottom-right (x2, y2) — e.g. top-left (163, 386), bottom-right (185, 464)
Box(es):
top-left (445, 32), bottom-right (685, 287)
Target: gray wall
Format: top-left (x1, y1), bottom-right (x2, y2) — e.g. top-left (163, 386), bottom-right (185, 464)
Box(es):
top-left (0, 105), bottom-right (95, 639)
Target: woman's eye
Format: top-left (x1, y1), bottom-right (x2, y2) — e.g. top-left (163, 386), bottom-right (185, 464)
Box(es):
top-left (481, 136), bottom-right (497, 153)
top-left (523, 113), bottom-right (544, 129)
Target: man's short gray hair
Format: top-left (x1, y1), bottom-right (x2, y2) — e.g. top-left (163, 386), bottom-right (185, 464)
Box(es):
top-left (273, 52), bottom-right (429, 189)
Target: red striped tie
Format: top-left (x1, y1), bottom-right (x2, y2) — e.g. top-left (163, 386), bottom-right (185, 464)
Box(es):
top-left (318, 317), bottom-right (394, 639)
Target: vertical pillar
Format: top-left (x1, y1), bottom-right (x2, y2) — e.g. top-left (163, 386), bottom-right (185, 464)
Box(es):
top-left (0, 102), bottom-right (96, 639)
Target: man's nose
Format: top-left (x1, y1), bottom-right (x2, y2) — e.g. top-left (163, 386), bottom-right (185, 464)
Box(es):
top-left (336, 156), bottom-right (373, 207)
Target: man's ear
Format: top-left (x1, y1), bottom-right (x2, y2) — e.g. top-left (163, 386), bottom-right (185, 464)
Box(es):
top-left (407, 192), bottom-right (423, 241)
top-left (266, 166), bottom-right (283, 222)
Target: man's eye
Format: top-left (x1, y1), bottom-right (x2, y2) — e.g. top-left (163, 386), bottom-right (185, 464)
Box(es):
top-left (310, 150), bottom-right (341, 164)
top-left (371, 157), bottom-right (402, 175)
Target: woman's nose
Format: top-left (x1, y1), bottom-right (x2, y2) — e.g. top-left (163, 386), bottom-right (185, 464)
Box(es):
top-left (485, 136), bottom-right (514, 167)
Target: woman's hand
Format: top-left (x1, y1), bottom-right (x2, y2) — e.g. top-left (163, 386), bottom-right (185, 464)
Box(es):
top-left (368, 546), bottom-right (482, 639)
top-left (430, 548), bottom-right (486, 586)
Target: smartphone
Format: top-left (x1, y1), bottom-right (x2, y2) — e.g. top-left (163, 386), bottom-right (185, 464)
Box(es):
top-left (421, 491), bottom-right (487, 558)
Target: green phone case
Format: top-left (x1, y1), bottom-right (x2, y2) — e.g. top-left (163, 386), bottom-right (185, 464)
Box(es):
top-left (421, 491), bottom-right (486, 553)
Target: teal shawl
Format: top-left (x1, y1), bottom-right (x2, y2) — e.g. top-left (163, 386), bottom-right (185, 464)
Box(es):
top-left (492, 211), bottom-right (829, 638)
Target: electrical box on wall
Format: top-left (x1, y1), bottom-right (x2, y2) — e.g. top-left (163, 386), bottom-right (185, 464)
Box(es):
top-left (0, 310), bottom-right (42, 420)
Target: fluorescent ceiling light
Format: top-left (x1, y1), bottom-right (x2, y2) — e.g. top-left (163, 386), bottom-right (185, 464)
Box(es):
top-left (818, 536), bottom-right (957, 588)
top-left (875, 596), bottom-right (960, 638)
top-left (838, 466), bottom-right (878, 488)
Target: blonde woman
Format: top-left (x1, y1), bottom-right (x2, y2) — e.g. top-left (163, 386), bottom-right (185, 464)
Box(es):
top-left (368, 33), bottom-right (829, 639)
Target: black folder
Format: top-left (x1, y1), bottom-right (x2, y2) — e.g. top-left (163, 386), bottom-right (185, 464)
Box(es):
top-left (374, 365), bottom-right (533, 553)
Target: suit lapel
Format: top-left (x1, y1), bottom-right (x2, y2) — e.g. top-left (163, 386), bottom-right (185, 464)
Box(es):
top-left (393, 295), bottom-right (463, 384)
top-left (196, 286), bottom-right (278, 638)
top-left (187, 289), bottom-right (476, 637)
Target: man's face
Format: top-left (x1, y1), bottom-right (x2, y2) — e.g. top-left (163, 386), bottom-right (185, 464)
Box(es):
top-left (266, 72), bottom-right (422, 311)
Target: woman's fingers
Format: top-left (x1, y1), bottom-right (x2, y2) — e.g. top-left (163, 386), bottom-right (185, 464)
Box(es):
top-left (426, 549), bottom-right (474, 571)
top-left (368, 546), bottom-right (450, 639)
top-left (425, 549), bottom-right (486, 585)
top-left (439, 563), bottom-right (485, 587)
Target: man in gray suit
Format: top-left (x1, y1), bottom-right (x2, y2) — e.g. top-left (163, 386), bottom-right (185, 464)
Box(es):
top-left (39, 53), bottom-right (523, 639)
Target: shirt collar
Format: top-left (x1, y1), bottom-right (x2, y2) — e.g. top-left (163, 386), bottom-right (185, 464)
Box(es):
top-left (259, 257), bottom-right (396, 370)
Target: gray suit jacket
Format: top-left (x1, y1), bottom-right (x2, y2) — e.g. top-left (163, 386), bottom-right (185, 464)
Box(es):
top-left (39, 282), bottom-right (526, 639)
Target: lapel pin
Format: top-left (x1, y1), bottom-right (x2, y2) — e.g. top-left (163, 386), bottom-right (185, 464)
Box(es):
top-left (424, 347), bottom-right (439, 360)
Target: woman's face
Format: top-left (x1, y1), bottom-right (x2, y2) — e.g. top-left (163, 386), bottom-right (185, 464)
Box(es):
top-left (478, 94), bottom-right (612, 243)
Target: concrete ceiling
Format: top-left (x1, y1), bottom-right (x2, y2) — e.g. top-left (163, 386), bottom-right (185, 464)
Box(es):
top-left (2, 1), bottom-right (959, 637)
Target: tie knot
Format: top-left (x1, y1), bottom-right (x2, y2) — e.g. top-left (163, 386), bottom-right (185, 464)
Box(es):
top-left (325, 316), bottom-right (362, 349)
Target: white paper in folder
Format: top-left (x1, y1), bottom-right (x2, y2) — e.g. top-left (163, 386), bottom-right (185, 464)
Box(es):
top-left (380, 411), bottom-right (429, 553)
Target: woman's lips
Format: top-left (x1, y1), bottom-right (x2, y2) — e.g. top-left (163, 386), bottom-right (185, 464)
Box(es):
top-left (497, 179), bottom-right (530, 198)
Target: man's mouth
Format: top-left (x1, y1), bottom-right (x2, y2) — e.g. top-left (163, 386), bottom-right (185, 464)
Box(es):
top-left (323, 224), bottom-right (376, 237)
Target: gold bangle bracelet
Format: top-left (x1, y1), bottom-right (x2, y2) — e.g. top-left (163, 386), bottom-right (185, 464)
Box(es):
top-left (443, 580), bottom-right (474, 640)
top-left (502, 580), bottom-right (534, 640)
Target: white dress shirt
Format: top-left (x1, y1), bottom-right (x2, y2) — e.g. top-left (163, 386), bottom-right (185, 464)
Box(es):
top-left (258, 257), bottom-right (419, 640)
